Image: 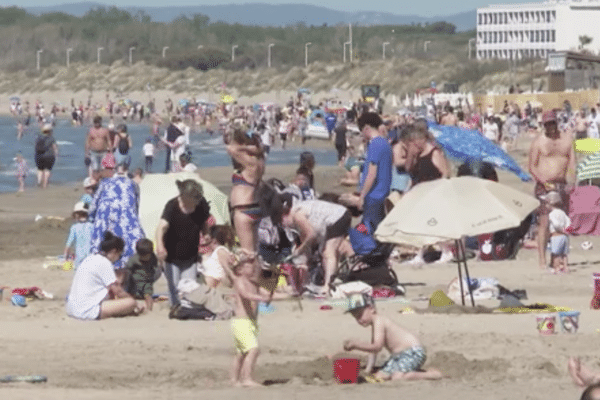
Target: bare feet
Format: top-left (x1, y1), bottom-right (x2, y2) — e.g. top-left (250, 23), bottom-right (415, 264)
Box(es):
top-left (240, 379), bottom-right (263, 387)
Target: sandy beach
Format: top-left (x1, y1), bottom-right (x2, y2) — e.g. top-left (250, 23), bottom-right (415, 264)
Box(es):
top-left (1, 133), bottom-right (599, 400)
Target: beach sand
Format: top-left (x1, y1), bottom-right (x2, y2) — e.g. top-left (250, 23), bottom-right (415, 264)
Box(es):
top-left (1, 134), bottom-right (599, 400)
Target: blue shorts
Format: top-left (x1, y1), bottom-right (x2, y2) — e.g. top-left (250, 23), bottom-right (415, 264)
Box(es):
top-left (380, 346), bottom-right (426, 375)
top-left (550, 235), bottom-right (569, 256)
top-left (89, 150), bottom-right (107, 171)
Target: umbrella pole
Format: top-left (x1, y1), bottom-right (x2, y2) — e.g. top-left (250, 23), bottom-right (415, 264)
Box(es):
top-left (455, 239), bottom-right (466, 306)
top-left (458, 239), bottom-right (476, 307)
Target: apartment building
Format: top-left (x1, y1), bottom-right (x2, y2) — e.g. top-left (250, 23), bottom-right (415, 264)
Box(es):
top-left (476, 0), bottom-right (600, 60)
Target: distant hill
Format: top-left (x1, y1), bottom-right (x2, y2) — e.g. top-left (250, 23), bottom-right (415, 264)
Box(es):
top-left (24, 2), bottom-right (476, 31)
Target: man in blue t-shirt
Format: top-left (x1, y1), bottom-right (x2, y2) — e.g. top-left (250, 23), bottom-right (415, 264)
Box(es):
top-left (357, 112), bottom-right (392, 232)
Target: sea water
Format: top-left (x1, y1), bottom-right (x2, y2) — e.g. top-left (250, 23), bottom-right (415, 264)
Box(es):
top-left (0, 116), bottom-right (337, 193)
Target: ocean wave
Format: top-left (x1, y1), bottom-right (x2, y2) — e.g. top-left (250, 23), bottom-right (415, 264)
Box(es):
top-left (56, 140), bottom-right (75, 145)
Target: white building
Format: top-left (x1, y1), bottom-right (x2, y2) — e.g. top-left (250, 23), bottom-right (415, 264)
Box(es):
top-left (476, 0), bottom-right (600, 60)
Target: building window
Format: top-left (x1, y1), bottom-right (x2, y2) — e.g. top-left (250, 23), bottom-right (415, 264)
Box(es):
top-left (535, 30), bottom-right (540, 42)
top-left (551, 30), bottom-right (556, 42)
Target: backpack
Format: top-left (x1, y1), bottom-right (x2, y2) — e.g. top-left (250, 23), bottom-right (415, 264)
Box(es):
top-left (35, 135), bottom-right (51, 155)
top-left (117, 134), bottom-right (130, 155)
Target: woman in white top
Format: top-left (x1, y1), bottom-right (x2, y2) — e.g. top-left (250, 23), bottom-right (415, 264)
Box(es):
top-left (482, 117), bottom-right (499, 143)
top-left (198, 225), bottom-right (236, 288)
top-left (281, 196), bottom-right (351, 296)
top-left (66, 231), bottom-right (141, 320)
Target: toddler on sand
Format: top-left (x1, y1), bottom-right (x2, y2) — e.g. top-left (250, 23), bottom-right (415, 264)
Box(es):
top-left (343, 293), bottom-right (442, 382)
top-left (124, 238), bottom-right (160, 312)
top-left (543, 191), bottom-right (571, 274)
top-left (64, 202), bottom-right (93, 269)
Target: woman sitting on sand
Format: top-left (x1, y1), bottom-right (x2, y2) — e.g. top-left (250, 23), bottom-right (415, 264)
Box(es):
top-left (66, 231), bottom-right (142, 320)
top-left (89, 153), bottom-right (145, 275)
top-left (198, 225), bottom-right (236, 289)
top-left (226, 128), bottom-right (265, 257)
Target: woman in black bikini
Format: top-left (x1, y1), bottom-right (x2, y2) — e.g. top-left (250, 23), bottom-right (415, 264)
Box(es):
top-left (226, 128), bottom-right (266, 257)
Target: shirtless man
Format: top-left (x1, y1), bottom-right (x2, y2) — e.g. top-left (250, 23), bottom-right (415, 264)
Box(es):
top-left (528, 110), bottom-right (576, 270)
top-left (440, 105), bottom-right (458, 126)
top-left (574, 111), bottom-right (589, 140)
top-left (85, 115), bottom-right (111, 178)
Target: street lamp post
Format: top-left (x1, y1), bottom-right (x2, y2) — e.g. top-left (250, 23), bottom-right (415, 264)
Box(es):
top-left (382, 42), bottom-right (390, 60)
top-left (129, 47), bottom-right (136, 65)
top-left (305, 42), bottom-right (312, 67)
top-left (343, 41), bottom-right (351, 63)
top-left (97, 47), bottom-right (103, 64)
top-left (268, 43), bottom-right (274, 68)
top-left (162, 46), bottom-right (169, 58)
top-left (468, 38), bottom-right (476, 60)
top-left (424, 41), bottom-right (431, 53)
top-left (66, 48), bottom-right (73, 67)
top-left (36, 49), bottom-right (43, 71)
top-left (232, 45), bottom-right (238, 62)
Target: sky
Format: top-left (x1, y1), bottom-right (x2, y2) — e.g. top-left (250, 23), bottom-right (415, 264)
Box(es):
top-left (5, 0), bottom-right (535, 17)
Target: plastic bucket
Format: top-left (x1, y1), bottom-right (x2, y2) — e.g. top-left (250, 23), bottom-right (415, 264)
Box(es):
top-left (558, 311), bottom-right (580, 333)
top-left (536, 314), bottom-right (556, 335)
top-left (594, 273), bottom-right (600, 294)
top-left (333, 358), bottom-right (360, 384)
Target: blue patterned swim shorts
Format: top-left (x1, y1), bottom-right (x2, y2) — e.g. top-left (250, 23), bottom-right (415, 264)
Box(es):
top-left (380, 346), bottom-right (426, 375)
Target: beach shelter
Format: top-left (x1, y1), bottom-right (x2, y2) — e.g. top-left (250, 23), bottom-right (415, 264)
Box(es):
top-left (428, 122), bottom-right (531, 182)
top-left (139, 172), bottom-right (230, 244)
top-left (375, 176), bottom-right (539, 306)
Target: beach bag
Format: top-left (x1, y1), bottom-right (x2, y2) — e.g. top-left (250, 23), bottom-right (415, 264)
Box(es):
top-left (169, 304), bottom-right (215, 320)
top-left (117, 134), bottom-right (130, 155)
top-left (348, 223), bottom-right (377, 255)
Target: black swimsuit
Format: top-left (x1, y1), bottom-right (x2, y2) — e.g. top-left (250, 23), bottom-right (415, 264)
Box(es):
top-left (410, 148), bottom-right (442, 186)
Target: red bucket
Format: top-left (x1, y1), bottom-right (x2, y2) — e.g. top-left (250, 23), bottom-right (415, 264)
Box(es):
top-left (333, 358), bottom-right (360, 384)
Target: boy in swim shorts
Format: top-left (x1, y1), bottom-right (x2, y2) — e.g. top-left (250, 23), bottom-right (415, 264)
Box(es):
top-left (343, 293), bottom-right (442, 382)
top-left (230, 254), bottom-right (274, 387)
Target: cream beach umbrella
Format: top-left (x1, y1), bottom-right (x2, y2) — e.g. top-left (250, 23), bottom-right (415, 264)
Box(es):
top-left (139, 172), bottom-right (230, 244)
top-left (375, 176), bottom-right (539, 305)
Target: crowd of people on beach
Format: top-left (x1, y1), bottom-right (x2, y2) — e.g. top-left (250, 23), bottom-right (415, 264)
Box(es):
top-left (8, 87), bottom-right (600, 395)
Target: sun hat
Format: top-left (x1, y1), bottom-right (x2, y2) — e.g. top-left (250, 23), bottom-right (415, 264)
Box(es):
top-left (41, 123), bottom-right (53, 133)
top-left (542, 110), bottom-right (557, 124)
top-left (345, 292), bottom-right (374, 313)
top-left (73, 201), bottom-right (88, 214)
top-left (83, 177), bottom-right (95, 188)
top-left (101, 152), bottom-right (116, 169)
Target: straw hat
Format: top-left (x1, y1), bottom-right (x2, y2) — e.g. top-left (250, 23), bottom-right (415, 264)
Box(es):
top-left (41, 123), bottom-right (53, 133)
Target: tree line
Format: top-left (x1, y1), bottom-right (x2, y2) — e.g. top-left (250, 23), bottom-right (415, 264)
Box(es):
top-left (0, 5), bottom-right (466, 72)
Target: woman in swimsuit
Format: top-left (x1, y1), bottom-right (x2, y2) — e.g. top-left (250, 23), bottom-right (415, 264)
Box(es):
top-left (226, 128), bottom-right (266, 256)
top-left (405, 121), bottom-right (449, 186)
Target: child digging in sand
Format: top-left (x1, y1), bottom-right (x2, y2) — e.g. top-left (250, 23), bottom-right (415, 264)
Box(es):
top-left (230, 254), bottom-right (284, 387)
top-left (343, 293), bottom-right (442, 383)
